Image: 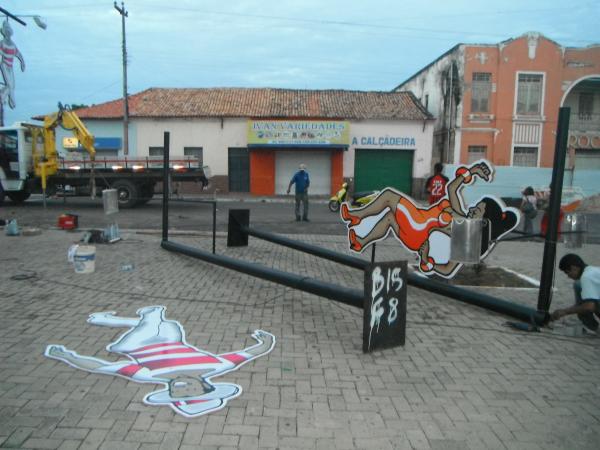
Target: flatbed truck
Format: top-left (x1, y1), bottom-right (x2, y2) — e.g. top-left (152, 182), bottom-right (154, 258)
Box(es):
top-left (0, 104), bottom-right (210, 208)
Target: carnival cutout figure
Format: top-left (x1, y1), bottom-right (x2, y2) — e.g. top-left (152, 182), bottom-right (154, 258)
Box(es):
top-left (45, 306), bottom-right (275, 417)
top-left (0, 21), bottom-right (25, 109)
top-left (341, 160), bottom-right (519, 278)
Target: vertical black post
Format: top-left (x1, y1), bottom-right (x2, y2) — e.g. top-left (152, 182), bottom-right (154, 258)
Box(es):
top-left (162, 132), bottom-right (170, 242)
top-left (371, 243), bottom-right (376, 264)
top-left (537, 107), bottom-right (570, 313)
top-left (228, 209), bottom-right (250, 247)
top-left (212, 201), bottom-right (217, 254)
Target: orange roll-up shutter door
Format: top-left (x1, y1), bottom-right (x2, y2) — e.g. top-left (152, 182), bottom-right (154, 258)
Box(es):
top-left (250, 151), bottom-right (275, 195)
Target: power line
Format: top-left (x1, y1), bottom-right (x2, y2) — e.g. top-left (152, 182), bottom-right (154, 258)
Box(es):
top-left (18, 2), bottom-right (599, 44)
top-left (80, 80), bottom-right (122, 102)
top-left (153, 4), bottom-right (598, 43)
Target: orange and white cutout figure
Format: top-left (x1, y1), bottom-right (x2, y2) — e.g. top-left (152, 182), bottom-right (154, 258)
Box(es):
top-left (45, 306), bottom-right (275, 418)
top-left (341, 160), bottom-right (519, 278)
top-left (0, 21), bottom-right (25, 110)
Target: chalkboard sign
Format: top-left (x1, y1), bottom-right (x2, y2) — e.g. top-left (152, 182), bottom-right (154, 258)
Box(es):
top-left (363, 261), bottom-right (407, 353)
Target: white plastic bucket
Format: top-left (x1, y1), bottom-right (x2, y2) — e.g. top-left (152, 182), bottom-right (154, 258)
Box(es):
top-left (74, 245), bottom-right (96, 274)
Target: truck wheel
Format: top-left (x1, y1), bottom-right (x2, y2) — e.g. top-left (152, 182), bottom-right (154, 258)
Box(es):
top-left (7, 190), bottom-right (31, 204)
top-left (113, 180), bottom-right (139, 208)
top-left (137, 183), bottom-right (155, 205)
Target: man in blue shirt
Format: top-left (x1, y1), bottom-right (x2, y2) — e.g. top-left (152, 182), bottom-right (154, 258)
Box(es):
top-left (287, 164), bottom-right (310, 222)
top-left (551, 253), bottom-right (600, 334)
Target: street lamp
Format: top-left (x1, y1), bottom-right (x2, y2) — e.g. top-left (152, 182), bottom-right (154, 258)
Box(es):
top-left (0, 8), bottom-right (47, 29)
top-left (19, 15), bottom-right (47, 30)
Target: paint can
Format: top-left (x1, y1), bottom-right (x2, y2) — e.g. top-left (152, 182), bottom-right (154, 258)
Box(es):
top-left (74, 245), bottom-right (96, 274)
top-left (58, 214), bottom-right (78, 230)
top-left (562, 213), bottom-right (586, 249)
top-left (102, 189), bottom-right (119, 215)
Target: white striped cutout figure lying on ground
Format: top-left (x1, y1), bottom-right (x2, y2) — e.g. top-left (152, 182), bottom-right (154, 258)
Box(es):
top-left (45, 306), bottom-right (275, 417)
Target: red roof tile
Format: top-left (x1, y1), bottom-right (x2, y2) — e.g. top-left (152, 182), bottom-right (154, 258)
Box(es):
top-left (72, 88), bottom-right (432, 121)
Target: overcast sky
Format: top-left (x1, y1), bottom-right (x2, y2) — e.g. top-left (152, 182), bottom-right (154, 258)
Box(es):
top-left (2, 0), bottom-right (599, 125)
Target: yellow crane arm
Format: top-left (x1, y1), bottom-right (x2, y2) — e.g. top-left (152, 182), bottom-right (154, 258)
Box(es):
top-left (34, 103), bottom-right (96, 193)
top-left (43, 103), bottom-right (96, 159)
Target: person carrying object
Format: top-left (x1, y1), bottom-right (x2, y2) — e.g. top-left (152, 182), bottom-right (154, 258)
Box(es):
top-left (287, 163), bottom-right (310, 222)
top-left (550, 253), bottom-right (600, 334)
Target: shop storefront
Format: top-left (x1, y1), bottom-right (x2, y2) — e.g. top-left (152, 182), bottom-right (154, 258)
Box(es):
top-left (75, 88), bottom-right (436, 197)
top-left (247, 119), bottom-right (348, 196)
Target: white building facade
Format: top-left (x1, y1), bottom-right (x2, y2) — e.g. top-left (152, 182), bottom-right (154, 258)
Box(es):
top-left (69, 88), bottom-right (435, 197)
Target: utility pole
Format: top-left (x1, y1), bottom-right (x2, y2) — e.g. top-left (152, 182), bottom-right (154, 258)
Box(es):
top-left (114, 1), bottom-right (129, 155)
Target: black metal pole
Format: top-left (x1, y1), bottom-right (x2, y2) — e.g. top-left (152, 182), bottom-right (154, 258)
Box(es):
top-left (241, 226), bottom-right (545, 325)
top-left (242, 225), bottom-right (367, 270)
top-left (212, 201), bottom-right (216, 254)
top-left (537, 107), bottom-right (570, 314)
top-left (239, 223), bottom-right (546, 325)
top-left (408, 273), bottom-right (547, 325)
top-left (162, 240), bottom-right (364, 308)
top-left (0, 7), bottom-right (28, 26)
top-left (162, 132), bottom-right (170, 242)
top-left (371, 243), bottom-right (376, 264)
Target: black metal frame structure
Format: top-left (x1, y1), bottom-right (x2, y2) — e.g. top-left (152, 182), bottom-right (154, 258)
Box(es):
top-left (160, 107), bottom-right (573, 327)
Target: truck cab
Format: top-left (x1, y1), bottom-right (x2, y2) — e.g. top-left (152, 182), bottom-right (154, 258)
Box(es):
top-left (0, 122), bottom-right (41, 201)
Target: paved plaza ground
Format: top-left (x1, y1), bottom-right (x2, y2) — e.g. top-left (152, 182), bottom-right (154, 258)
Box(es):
top-left (0, 227), bottom-right (599, 449)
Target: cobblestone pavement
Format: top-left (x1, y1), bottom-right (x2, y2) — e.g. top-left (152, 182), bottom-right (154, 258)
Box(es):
top-left (0, 229), bottom-right (599, 449)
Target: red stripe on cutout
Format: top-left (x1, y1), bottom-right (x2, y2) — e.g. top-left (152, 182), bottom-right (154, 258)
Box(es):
top-left (142, 355), bottom-right (221, 370)
top-left (221, 353), bottom-right (247, 364)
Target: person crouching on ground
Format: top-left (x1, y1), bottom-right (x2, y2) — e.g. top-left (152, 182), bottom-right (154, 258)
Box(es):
top-left (550, 253), bottom-right (600, 334)
top-left (287, 164), bottom-right (310, 222)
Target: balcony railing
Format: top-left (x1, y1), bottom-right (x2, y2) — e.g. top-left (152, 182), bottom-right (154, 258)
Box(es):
top-left (569, 113), bottom-right (600, 132)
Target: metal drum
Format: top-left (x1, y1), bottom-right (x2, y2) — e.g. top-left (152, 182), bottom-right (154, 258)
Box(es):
top-left (450, 218), bottom-right (488, 264)
top-left (103, 189), bottom-right (119, 215)
top-left (562, 213), bottom-right (586, 248)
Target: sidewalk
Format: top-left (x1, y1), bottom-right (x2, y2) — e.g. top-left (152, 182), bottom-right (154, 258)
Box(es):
top-left (184, 193), bottom-right (333, 204)
top-left (0, 229), bottom-right (598, 449)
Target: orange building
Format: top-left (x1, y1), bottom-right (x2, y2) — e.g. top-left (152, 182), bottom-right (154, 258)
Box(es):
top-left (395, 32), bottom-right (600, 170)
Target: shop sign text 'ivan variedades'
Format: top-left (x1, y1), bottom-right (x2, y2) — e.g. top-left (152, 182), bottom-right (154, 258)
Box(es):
top-left (248, 120), bottom-right (350, 147)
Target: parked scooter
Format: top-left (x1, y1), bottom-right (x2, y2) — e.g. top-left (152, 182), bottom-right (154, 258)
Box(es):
top-left (328, 182), bottom-right (348, 212)
top-left (328, 182), bottom-right (378, 212)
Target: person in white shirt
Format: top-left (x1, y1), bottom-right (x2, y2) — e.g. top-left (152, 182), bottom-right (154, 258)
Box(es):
top-left (551, 254), bottom-right (600, 333)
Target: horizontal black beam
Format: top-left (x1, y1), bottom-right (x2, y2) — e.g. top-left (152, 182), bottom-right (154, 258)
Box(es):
top-left (162, 240), bottom-right (364, 309)
top-left (240, 224), bottom-right (546, 325)
top-left (407, 273), bottom-right (548, 325)
top-left (244, 225), bottom-right (367, 270)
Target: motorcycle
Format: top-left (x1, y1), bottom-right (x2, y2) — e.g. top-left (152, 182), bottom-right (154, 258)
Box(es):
top-left (328, 182), bottom-right (379, 212)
